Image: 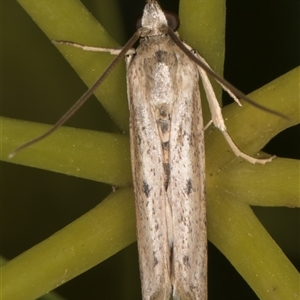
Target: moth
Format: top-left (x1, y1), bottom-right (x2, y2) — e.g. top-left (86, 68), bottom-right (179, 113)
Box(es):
top-left (10, 1), bottom-right (283, 299)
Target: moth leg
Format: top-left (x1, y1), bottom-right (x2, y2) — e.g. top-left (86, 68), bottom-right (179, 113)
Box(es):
top-left (204, 120), bottom-right (213, 131)
top-left (222, 131), bottom-right (275, 164)
top-left (194, 55), bottom-right (274, 164)
top-left (204, 117), bottom-right (274, 164)
top-left (52, 40), bottom-right (136, 56)
top-left (182, 42), bottom-right (242, 107)
top-left (197, 63), bottom-right (227, 131)
top-left (195, 52), bottom-right (242, 107)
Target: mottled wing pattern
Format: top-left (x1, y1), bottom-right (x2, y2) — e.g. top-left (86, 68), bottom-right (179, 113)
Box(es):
top-left (127, 36), bottom-right (172, 299)
top-left (167, 44), bottom-right (207, 300)
top-left (127, 32), bottom-right (206, 300)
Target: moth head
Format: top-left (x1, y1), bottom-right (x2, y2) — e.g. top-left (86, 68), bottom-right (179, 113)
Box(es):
top-left (137, 1), bottom-right (179, 36)
top-left (142, 1), bottom-right (167, 35)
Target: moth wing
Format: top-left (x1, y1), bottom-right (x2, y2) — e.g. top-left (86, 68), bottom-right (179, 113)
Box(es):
top-left (127, 59), bottom-right (172, 299)
top-left (169, 55), bottom-right (207, 300)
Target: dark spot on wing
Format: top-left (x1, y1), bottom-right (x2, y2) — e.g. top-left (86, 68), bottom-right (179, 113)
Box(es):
top-left (142, 181), bottom-right (151, 197)
top-left (137, 134), bottom-right (142, 146)
top-left (163, 163), bottom-right (170, 190)
top-left (153, 252), bottom-right (158, 267)
top-left (155, 50), bottom-right (167, 62)
top-left (163, 163), bottom-right (170, 175)
top-left (157, 119), bottom-right (169, 133)
top-left (162, 141), bottom-right (169, 150)
top-left (170, 242), bottom-right (173, 269)
top-left (185, 179), bottom-right (193, 195)
top-left (159, 106), bottom-right (168, 118)
top-left (183, 255), bottom-right (191, 268)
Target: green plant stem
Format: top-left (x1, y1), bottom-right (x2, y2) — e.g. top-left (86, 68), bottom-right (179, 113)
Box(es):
top-left (208, 196), bottom-right (299, 300)
top-left (1, 188), bottom-right (135, 300)
top-left (1, 117), bottom-right (131, 187)
top-left (222, 157), bottom-right (300, 207)
top-left (17, 0), bottom-right (129, 133)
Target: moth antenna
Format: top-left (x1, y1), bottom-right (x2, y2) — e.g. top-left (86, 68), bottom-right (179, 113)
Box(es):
top-left (9, 31), bottom-right (141, 158)
top-left (167, 28), bottom-right (288, 120)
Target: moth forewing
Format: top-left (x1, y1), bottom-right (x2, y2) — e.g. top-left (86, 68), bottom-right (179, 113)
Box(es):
top-left (126, 37), bottom-right (171, 300)
top-left (168, 56), bottom-right (206, 299)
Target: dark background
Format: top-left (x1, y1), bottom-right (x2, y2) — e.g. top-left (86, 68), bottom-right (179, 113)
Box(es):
top-left (2, 1), bottom-right (299, 299)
